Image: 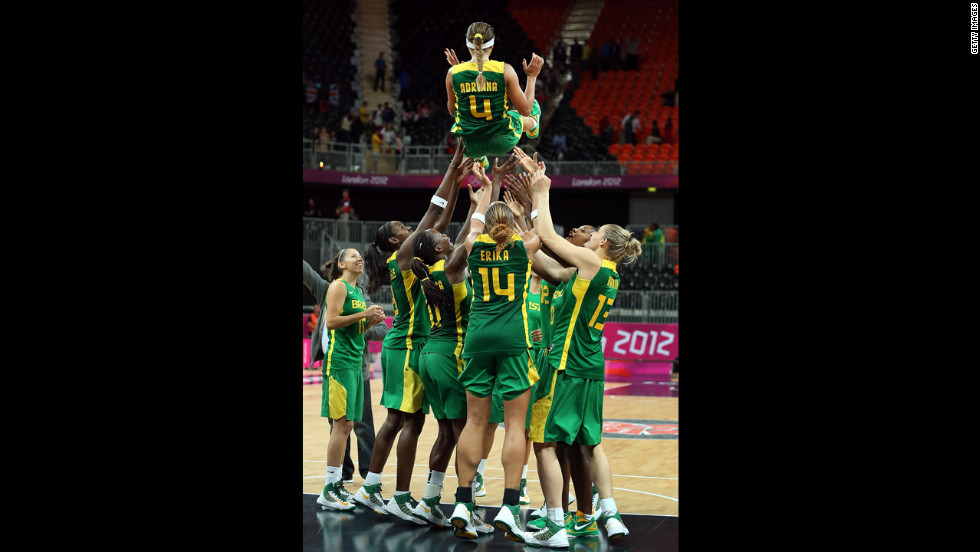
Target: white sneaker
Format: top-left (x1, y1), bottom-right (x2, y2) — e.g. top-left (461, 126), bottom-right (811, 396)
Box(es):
top-left (530, 501), bottom-right (547, 519)
top-left (473, 472), bottom-right (487, 497)
top-left (353, 482), bottom-right (389, 515)
top-left (450, 502), bottom-right (481, 539)
top-left (411, 495), bottom-right (452, 528)
top-left (384, 493), bottom-right (427, 525)
top-left (600, 510), bottom-right (630, 539)
top-left (591, 485), bottom-right (601, 517)
top-left (316, 482), bottom-right (356, 511)
top-left (492, 504), bottom-right (526, 543)
top-left (523, 515), bottom-right (569, 548)
top-left (568, 492), bottom-right (575, 506)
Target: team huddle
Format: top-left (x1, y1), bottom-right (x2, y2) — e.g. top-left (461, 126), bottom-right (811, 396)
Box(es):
top-left (308, 22), bottom-right (643, 549)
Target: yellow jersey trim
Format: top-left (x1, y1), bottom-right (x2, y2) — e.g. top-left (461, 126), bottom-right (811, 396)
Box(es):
top-left (452, 60), bottom-right (505, 75)
top-left (558, 276), bottom-right (591, 371)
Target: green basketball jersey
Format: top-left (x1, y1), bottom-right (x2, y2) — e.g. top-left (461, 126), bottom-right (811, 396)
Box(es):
top-left (527, 288), bottom-right (543, 350)
top-left (462, 234), bottom-right (532, 358)
top-left (541, 280), bottom-right (566, 351)
top-left (325, 280), bottom-right (368, 374)
top-left (383, 252), bottom-right (431, 350)
top-left (450, 60), bottom-right (521, 139)
top-left (422, 259), bottom-right (471, 358)
top-left (548, 260), bottom-right (620, 380)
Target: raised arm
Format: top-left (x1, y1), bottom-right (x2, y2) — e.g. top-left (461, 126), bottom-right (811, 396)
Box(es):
top-left (532, 248), bottom-right (577, 286)
top-left (517, 150), bottom-right (601, 278)
top-left (434, 157), bottom-right (473, 233)
top-left (463, 163), bottom-right (494, 255)
top-left (303, 260), bottom-right (330, 303)
top-left (397, 144), bottom-right (467, 270)
top-left (490, 152), bottom-right (519, 202)
top-left (503, 54), bottom-right (543, 117)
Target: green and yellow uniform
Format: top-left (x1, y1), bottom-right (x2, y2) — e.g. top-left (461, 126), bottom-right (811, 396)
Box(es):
top-left (380, 252), bottom-right (431, 413)
top-left (529, 279), bottom-right (566, 442)
top-left (449, 60), bottom-right (541, 159)
top-left (419, 259), bottom-right (471, 420)
top-left (321, 280), bottom-right (368, 421)
top-left (490, 283), bottom-right (543, 425)
top-left (542, 260), bottom-right (620, 445)
top-left (460, 234), bottom-right (539, 401)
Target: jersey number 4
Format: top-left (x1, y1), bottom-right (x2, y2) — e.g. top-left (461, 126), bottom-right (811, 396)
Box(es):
top-left (477, 267), bottom-right (515, 301)
top-left (469, 97), bottom-right (493, 121)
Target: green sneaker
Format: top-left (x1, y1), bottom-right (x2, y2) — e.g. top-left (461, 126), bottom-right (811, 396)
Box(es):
top-left (353, 482), bottom-right (389, 515)
top-left (566, 510), bottom-right (599, 539)
top-left (316, 481), bottom-right (355, 511)
top-left (384, 492), bottom-right (427, 525)
top-left (492, 503), bottom-right (526, 543)
top-left (519, 478), bottom-right (531, 505)
top-left (600, 510), bottom-right (630, 539)
top-left (524, 514), bottom-right (569, 548)
top-left (525, 99), bottom-right (541, 139)
top-left (473, 472), bottom-right (487, 497)
top-left (411, 495), bottom-right (451, 528)
top-left (527, 515), bottom-right (548, 530)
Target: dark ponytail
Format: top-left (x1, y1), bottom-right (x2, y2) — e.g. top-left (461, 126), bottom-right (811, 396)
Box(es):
top-left (412, 230), bottom-right (453, 316)
top-left (365, 221), bottom-right (396, 295)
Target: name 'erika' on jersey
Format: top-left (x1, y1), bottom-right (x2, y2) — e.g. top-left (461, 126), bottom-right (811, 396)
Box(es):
top-left (459, 81), bottom-right (499, 93)
top-left (479, 248), bottom-right (510, 262)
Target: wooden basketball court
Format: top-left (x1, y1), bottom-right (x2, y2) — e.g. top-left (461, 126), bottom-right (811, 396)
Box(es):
top-left (303, 373), bottom-right (678, 517)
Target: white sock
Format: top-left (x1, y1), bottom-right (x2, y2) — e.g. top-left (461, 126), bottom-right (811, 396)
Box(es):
top-left (548, 507), bottom-right (564, 525)
top-left (477, 459), bottom-right (488, 475)
top-left (364, 471), bottom-right (382, 486)
top-left (325, 465), bottom-right (342, 485)
top-left (521, 465), bottom-right (528, 479)
top-left (425, 470), bottom-right (445, 498)
top-left (394, 490), bottom-right (410, 497)
top-left (599, 497), bottom-right (618, 514)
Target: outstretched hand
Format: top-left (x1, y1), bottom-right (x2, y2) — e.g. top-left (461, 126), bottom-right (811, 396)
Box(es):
top-left (522, 53), bottom-right (544, 78)
top-left (468, 182), bottom-right (487, 204)
top-left (455, 157), bottom-right (475, 184)
top-left (503, 189), bottom-right (525, 218)
top-left (530, 166), bottom-right (551, 193)
top-left (448, 142), bottom-right (467, 169)
top-left (445, 48), bottom-right (460, 67)
top-left (471, 161), bottom-right (492, 188)
top-left (491, 152), bottom-right (520, 181)
top-left (512, 146), bottom-right (539, 174)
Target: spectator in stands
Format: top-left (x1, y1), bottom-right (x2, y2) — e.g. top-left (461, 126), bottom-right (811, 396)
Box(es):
top-left (621, 110), bottom-right (639, 145)
top-left (316, 127), bottom-right (331, 152)
top-left (336, 188), bottom-right (354, 241)
top-left (402, 99), bottom-right (418, 128)
top-left (553, 38), bottom-right (567, 72)
top-left (643, 222), bottom-right (665, 264)
top-left (305, 197), bottom-right (322, 217)
top-left (340, 111), bottom-right (354, 143)
top-left (380, 122), bottom-right (397, 154)
top-left (600, 38), bottom-right (613, 72)
top-left (645, 119), bottom-right (663, 145)
top-left (598, 115), bottom-right (614, 146)
top-left (372, 103), bottom-right (385, 130)
top-left (418, 98), bottom-right (432, 118)
top-left (398, 67), bottom-right (411, 101)
top-left (308, 303), bottom-right (319, 336)
top-left (305, 77), bottom-right (319, 116)
top-left (551, 130), bottom-right (568, 160)
top-left (359, 101), bottom-right (371, 126)
top-left (351, 111), bottom-right (364, 145)
top-left (626, 37), bottom-right (640, 71)
top-left (383, 102), bottom-right (395, 125)
top-left (570, 39), bottom-right (583, 74)
top-left (374, 51), bottom-right (387, 92)
top-left (662, 117), bottom-right (674, 145)
top-left (589, 38), bottom-right (599, 78)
